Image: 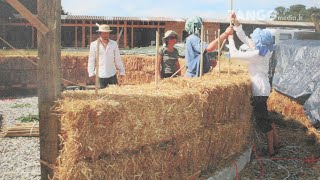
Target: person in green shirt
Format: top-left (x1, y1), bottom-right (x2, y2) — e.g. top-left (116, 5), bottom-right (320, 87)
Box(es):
top-left (157, 30), bottom-right (181, 79)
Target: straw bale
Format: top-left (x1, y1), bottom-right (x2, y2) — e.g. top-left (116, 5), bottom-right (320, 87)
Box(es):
top-left (55, 118), bottom-right (252, 179)
top-left (58, 84), bottom-right (204, 158)
top-left (267, 89), bottom-right (311, 128)
top-left (55, 63), bottom-right (253, 179)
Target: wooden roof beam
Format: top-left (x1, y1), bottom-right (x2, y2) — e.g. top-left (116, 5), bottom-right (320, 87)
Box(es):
top-left (5, 0), bottom-right (49, 35)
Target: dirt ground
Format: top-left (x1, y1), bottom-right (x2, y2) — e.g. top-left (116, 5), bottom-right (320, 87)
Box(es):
top-left (239, 112), bottom-right (320, 180)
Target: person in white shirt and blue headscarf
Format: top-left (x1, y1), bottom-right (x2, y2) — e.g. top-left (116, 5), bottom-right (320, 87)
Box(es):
top-left (228, 13), bottom-right (281, 157)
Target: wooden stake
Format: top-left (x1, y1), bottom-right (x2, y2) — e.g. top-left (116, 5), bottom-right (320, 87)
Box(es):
top-left (229, 0), bottom-right (233, 75)
top-left (217, 29), bottom-right (221, 77)
top-left (95, 39), bottom-right (100, 95)
top-left (170, 65), bottom-right (186, 78)
top-left (155, 31), bottom-right (160, 86)
top-left (116, 28), bottom-right (124, 44)
top-left (200, 24), bottom-right (204, 78)
top-left (220, 39), bottom-right (227, 53)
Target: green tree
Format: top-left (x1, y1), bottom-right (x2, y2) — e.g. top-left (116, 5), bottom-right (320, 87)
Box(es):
top-left (272, 4), bottom-right (320, 22)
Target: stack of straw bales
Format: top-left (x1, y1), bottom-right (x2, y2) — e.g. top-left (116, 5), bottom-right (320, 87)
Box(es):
top-left (0, 55), bottom-right (180, 88)
top-left (54, 64), bottom-right (253, 179)
top-left (0, 56), bottom-right (38, 88)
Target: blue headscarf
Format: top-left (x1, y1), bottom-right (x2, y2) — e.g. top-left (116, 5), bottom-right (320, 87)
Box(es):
top-left (250, 28), bottom-right (275, 56)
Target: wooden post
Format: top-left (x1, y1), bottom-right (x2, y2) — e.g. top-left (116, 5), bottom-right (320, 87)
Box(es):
top-left (31, 26), bottom-right (35, 48)
top-left (124, 21), bottom-right (127, 48)
top-left (131, 27), bottom-right (134, 48)
top-left (217, 29), bottom-right (221, 77)
top-left (155, 31), bottom-right (160, 85)
top-left (199, 24), bottom-right (204, 78)
top-left (229, 0), bottom-right (233, 75)
top-left (89, 20), bottom-right (92, 44)
top-left (37, 0), bottom-right (61, 179)
top-left (81, 20), bottom-right (85, 47)
top-left (75, 25), bottom-right (78, 47)
top-left (95, 40), bottom-right (100, 95)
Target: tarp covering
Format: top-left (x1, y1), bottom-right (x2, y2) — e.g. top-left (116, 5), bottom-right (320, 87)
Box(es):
top-left (271, 40), bottom-right (320, 125)
top-left (304, 86), bottom-right (320, 125)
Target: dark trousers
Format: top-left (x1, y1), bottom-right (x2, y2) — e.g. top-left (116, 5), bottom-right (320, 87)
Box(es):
top-left (252, 96), bottom-right (272, 133)
top-left (99, 74), bottom-right (118, 89)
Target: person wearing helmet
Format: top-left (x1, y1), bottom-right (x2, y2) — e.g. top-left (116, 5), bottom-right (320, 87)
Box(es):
top-left (184, 16), bottom-right (233, 77)
top-left (157, 30), bottom-right (181, 79)
top-left (228, 13), bottom-right (281, 157)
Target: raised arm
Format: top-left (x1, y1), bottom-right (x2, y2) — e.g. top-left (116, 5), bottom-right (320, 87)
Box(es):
top-left (206, 26), bottom-right (234, 52)
top-left (228, 35), bottom-right (261, 63)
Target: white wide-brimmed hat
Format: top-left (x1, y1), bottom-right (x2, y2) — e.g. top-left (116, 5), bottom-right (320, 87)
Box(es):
top-left (162, 30), bottom-right (178, 41)
top-left (96, 24), bottom-right (113, 32)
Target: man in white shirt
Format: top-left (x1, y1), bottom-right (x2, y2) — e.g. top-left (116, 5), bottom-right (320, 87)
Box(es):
top-left (228, 13), bottom-right (281, 157)
top-left (87, 24), bottom-right (125, 88)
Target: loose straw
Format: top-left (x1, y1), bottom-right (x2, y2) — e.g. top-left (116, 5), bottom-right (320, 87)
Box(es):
top-left (95, 39), bottom-right (100, 95)
top-left (155, 31), bottom-right (160, 86)
top-left (200, 24), bottom-right (204, 78)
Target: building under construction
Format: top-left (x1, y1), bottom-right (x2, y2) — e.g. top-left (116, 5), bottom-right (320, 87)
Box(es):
top-left (0, 14), bottom-right (316, 49)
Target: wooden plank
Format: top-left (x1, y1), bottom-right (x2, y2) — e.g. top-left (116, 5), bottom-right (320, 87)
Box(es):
top-left (37, 0), bottom-right (61, 179)
top-left (5, 0), bottom-right (49, 35)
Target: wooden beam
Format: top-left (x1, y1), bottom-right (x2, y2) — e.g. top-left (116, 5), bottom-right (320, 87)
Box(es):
top-left (37, 0), bottom-right (61, 179)
top-left (5, 0), bottom-right (49, 35)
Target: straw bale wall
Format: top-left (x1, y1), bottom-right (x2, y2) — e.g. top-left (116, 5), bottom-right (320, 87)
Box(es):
top-left (54, 68), bottom-right (253, 179)
top-left (0, 55), bottom-right (178, 90)
top-left (0, 56), bottom-right (38, 88)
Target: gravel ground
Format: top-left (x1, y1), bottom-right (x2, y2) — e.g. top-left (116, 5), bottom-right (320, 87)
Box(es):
top-left (0, 96), bottom-right (40, 180)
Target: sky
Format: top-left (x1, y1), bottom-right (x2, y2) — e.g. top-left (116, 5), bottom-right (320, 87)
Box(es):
top-left (61, 0), bottom-right (319, 20)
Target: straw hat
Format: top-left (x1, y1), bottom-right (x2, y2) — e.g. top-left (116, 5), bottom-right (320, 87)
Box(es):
top-left (96, 24), bottom-right (113, 32)
top-left (162, 30), bottom-right (178, 42)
